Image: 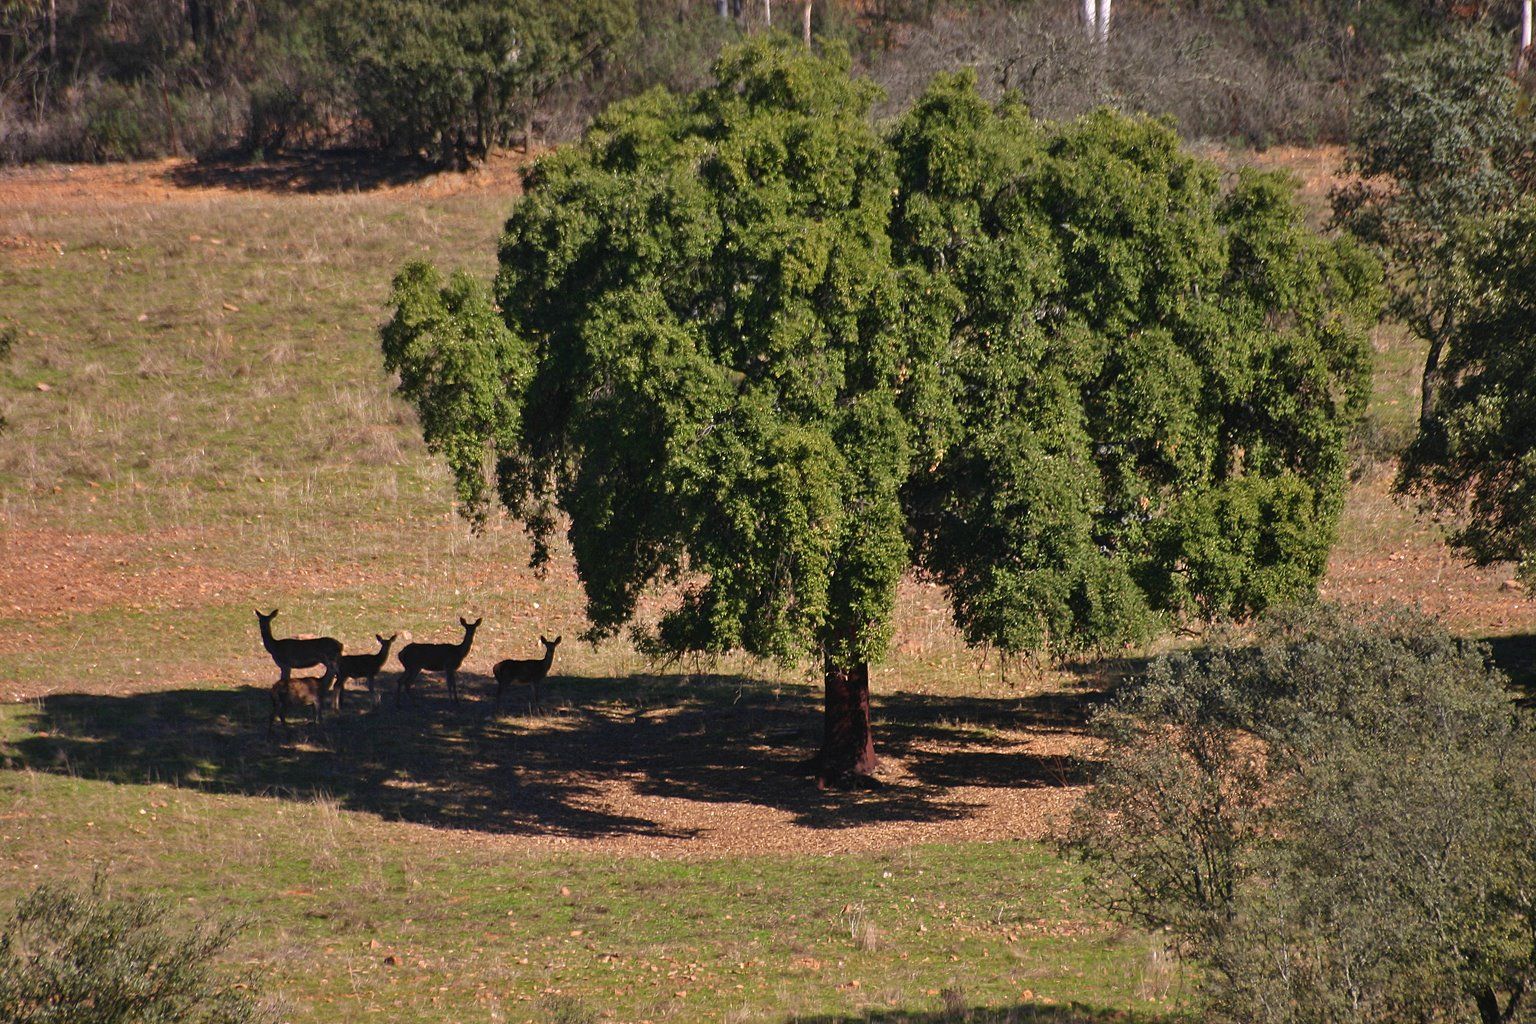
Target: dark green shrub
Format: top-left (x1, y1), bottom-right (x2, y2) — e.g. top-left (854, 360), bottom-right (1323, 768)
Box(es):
top-left (81, 83), bottom-right (155, 161)
top-left (0, 876), bottom-right (272, 1024)
top-left (323, 0), bottom-right (635, 167)
top-left (1068, 605), bottom-right (1536, 1024)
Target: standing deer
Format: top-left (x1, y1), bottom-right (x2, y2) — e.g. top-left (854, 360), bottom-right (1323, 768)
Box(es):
top-left (335, 633), bottom-right (397, 708)
top-left (396, 617), bottom-right (481, 705)
top-left (255, 609), bottom-right (341, 706)
top-left (493, 635), bottom-right (561, 710)
top-left (268, 677), bottom-right (328, 738)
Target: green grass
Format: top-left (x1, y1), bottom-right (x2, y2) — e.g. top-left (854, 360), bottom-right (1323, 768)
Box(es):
top-left (0, 693), bottom-right (1174, 1023)
top-left (0, 152), bottom-right (1456, 1024)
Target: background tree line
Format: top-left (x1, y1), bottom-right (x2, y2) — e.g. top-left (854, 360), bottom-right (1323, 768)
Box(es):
top-left (0, 0), bottom-right (1529, 165)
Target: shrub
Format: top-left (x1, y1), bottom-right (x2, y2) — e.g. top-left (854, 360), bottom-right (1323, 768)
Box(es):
top-left (1067, 605), bottom-right (1536, 1024)
top-left (323, 0), bottom-right (635, 167)
top-left (0, 875), bottom-right (272, 1024)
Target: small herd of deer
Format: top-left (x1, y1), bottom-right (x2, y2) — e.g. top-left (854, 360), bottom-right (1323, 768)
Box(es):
top-left (256, 609), bottom-right (560, 737)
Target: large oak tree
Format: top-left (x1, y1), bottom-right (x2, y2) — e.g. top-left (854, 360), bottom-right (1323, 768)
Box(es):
top-left (383, 38), bottom-right (1377, 784)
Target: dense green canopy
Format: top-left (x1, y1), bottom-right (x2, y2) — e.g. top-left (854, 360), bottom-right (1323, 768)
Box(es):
top-left (384, 38), bottom-right (1377, 680)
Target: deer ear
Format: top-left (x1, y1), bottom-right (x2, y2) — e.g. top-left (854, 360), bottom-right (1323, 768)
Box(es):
top-left (553, 635), bottom-right (561, 645)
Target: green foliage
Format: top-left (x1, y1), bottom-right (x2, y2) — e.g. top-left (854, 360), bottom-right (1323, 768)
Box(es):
top-left (382, 262), bottom-right (530, 528)
top-left (384, 42), bottom-right (1375, 668)
top-left (1334, 31), bottom-right (1536, 427)
top-left (0, 875), bottom-right (270, 1024)
top-left (489, 37), bottom-right (901, 666)
top-left (1068, 605), bottom-right (1536, 1024)
top-left (1400, 199), bottom-right (1536, 585)
top-left (893, 75), bottom-right (1377, 651)
top-left (323, 0), bottom-right (635, 166)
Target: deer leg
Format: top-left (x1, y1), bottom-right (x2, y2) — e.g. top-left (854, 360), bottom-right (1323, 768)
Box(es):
top-left (321, 660), bottom-right (339, 710)
top-left (447, 669), bottom-right (459, 704)
top-left (397, 667), bottom-right (418, 706)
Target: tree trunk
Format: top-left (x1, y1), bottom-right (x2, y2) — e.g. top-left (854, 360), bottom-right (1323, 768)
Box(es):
top-left (1521, 0), bottom-right (1533, 74)
top-left (802, 0), bottom-right (812, 45)
top-left (810, 656), bottom-right (878, 784)
top-left (764, 0), bottom-right (772, 27)
top-left (718, 0), bottom-right (730, 18)
top-left (1420, 333), bottom-right (1446, 432)
top-left (1096, 0), bottom-right (1112, 48)
top-left (1082, 0), bottom-right (1095, 41)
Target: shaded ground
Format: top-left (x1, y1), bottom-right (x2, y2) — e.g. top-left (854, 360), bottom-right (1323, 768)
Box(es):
top-left (0, 147), bottom-right (534, 209)
top-left (1, 671), bottom-right (1104, 856)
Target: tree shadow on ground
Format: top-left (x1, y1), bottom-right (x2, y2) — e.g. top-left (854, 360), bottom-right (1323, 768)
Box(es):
top-left (0, 671), bottom-right (1106, 838)
top-left (1484, 632), bottom-right (1536, 704)
top-left (787, 999), bottom-right (1167, 1023)
top-left (165, 149), bottom-right (445, 194)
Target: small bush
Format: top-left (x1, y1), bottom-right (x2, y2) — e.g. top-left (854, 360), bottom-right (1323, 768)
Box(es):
top-left (0, 876), bottom-right (272, 1024)
top-left (1067, 605), bottom-right (1536, 1024)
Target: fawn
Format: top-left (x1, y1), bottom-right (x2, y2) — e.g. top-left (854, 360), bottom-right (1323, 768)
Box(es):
top-left (493, 635), bottom-right (561, 710)
top-left (268, 677), bottom-right (328, 738)
top-left (335, 633), bottom-right (397, 708)
top-left (255, 609), bottom-right (341, 706)
top-left (396, 617), bottom-right (481, 704)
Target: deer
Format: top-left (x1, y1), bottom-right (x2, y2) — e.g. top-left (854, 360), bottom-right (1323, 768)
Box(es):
top-left (396, 617), bottom-right (481, 705)
top-left (335, 633), bottom-right (397, 708)
top-left (493, 635), bottom-right (561, 710)
top-left (268, 677), bottom-right (328, 738)
top-left (255, 609), bottom-right (341, 707)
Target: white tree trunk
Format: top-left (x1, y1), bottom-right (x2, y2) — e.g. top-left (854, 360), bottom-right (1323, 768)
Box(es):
top-left (1096, 0), bottom-right (1112, 48)
top-left (802, 0), bottom-right (812, 44)
top-left (718, 0), bottom-right (730, 19)
top-left (1082, 0), bottom-right (1095, 42)
top-left (1522, 0), bottom-right (1533, 72)
top-left (765, 0), bottom-right (772, 27)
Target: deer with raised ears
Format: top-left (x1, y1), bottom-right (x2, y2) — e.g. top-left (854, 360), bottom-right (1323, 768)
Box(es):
top-left (396, 617), bottom-right (481, 705)
top-left (255, 609), bottom-right (341, 705)
top-left (335, 633), bottom-right (397, 708)
top-left (493, 635), bottom-right (561, 710)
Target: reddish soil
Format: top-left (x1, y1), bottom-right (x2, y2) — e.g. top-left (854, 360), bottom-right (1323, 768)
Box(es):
top-left (4, 148), bottom-right (1533, 858)
top-left (0, 148), bottom-right (537, 209)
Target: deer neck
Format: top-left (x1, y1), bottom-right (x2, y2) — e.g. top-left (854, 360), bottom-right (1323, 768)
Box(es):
top-left (258, 619), bottom-right (278, 652)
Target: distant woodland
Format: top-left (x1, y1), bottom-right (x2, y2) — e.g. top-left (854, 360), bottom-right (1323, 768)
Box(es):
top-left (0, 0), bottom-right (1528, 165)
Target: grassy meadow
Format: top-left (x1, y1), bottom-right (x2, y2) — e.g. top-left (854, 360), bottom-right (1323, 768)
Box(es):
top-left (0, 151), bottom-right (1531, 1023)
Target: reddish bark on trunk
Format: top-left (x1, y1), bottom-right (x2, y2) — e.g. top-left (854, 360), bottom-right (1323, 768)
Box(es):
top-left (811, 657), bottom-right (878, 785)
